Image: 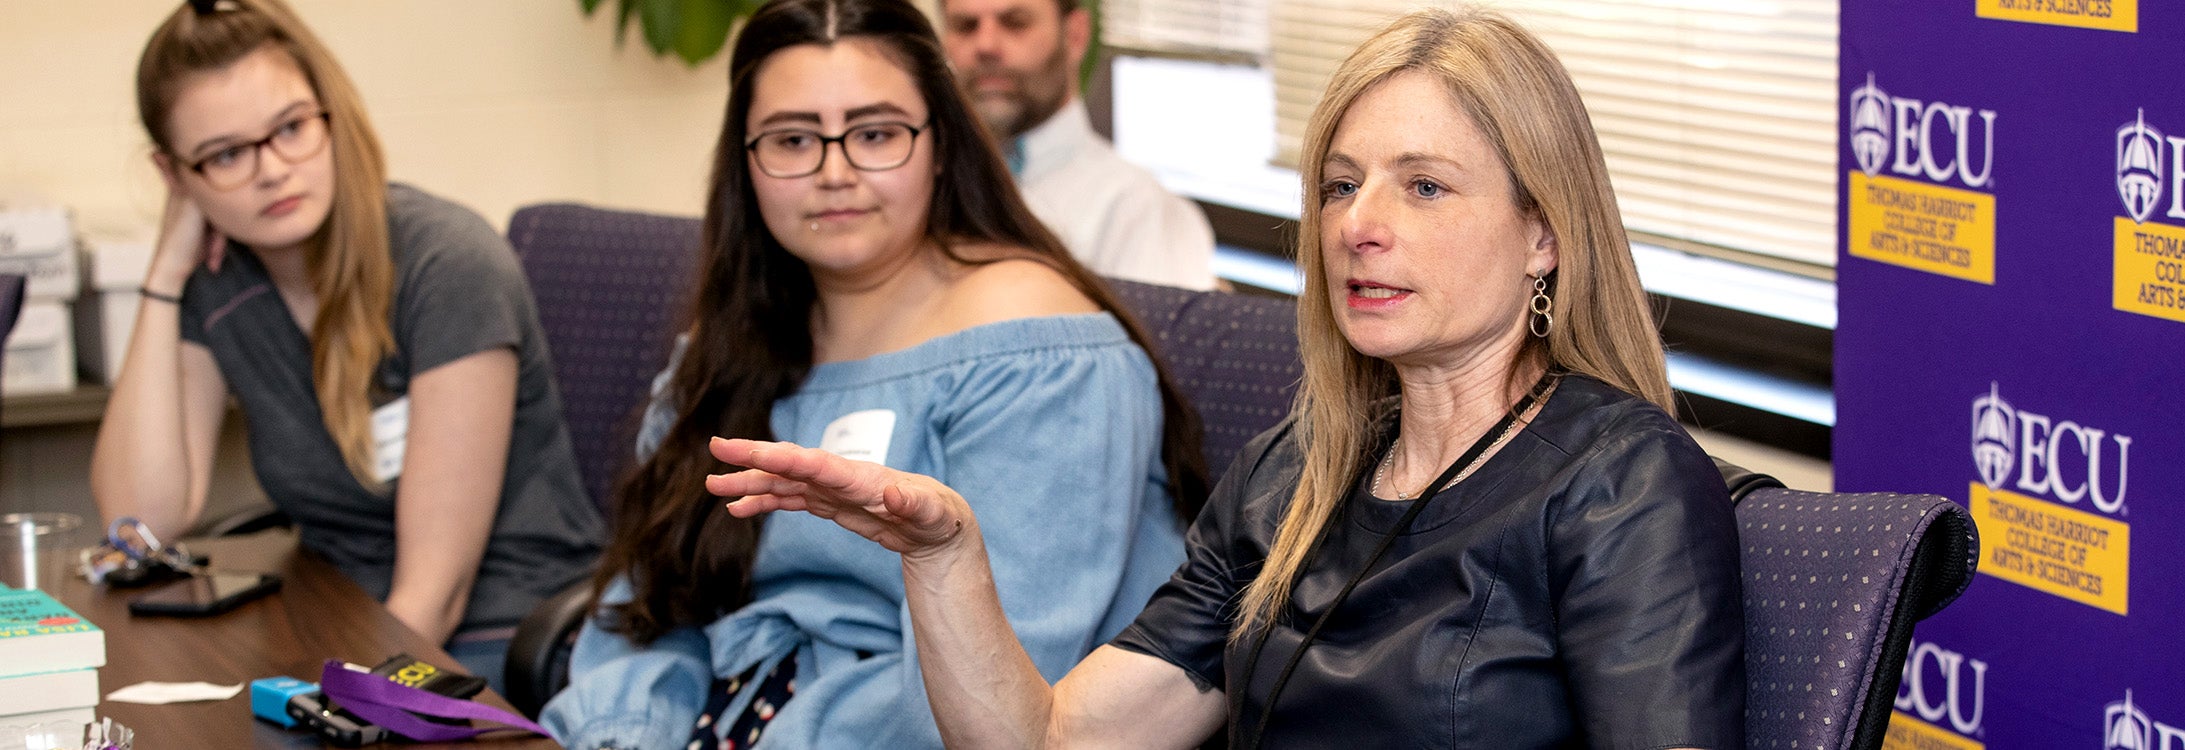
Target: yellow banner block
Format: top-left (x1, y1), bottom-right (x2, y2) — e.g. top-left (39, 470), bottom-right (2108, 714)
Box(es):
top-left (1977, 0), bottom-right (2137, 33)
top-left (1970, 482), bottom-right (2130, 615)
top-left (1884, 711), bottom-right (1986, 750)
top-left (2114, 217), bottom-right (2185, 324)
top-left (1849, 172), bottom-right (1996, 284)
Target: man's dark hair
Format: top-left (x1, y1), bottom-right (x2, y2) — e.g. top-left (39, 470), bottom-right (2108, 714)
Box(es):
top-left (940, 0), bottom-right (1081, 14)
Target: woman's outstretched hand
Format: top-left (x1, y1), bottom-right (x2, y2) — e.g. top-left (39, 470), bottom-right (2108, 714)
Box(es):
top-left (707, 437), bottom-right (974, 559)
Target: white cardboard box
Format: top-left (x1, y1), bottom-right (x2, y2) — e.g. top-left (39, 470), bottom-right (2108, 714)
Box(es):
top-left (74, 237), bottom-right (155, 385)
top-left (4, 300), bottom-right (77, 395)
top-left (0, 206), bottom-right (80, 301)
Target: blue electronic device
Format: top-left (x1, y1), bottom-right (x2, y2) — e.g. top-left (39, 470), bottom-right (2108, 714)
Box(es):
top-left (250, 676), bottom-right (320, 728)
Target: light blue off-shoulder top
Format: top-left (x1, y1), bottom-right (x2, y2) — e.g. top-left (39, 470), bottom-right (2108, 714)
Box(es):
top-left (541, 313), bottom-right (1185, 749)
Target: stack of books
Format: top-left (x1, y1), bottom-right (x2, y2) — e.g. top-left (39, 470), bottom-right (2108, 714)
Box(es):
top-left (0, 584), bottom-right (105, 737)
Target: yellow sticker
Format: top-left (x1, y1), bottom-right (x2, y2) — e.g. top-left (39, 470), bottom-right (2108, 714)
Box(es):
top-left (2114, 217), bottom-right (2185, 324)
top-left (1977, 0), bottom-right (2137, 33)
top-left (1849, 172), bottom-right (1997, 284)
top-left (1884, 711), bottom-right (1987, 750)
top-left (1970, 482), bottom-right (2130, 615)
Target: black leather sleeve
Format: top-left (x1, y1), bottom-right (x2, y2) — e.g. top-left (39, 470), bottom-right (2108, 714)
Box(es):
top-left (1548, 421), bottom-right (1746, 750)
top-left (1110, 419), bottom-right (1297, 693)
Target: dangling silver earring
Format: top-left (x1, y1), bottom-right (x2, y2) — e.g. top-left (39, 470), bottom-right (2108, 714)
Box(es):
top-left (1528, 273), bottom-right (1553, 339)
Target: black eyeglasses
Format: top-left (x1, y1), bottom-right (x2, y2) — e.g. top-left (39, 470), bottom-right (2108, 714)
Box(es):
top-left (744, 121), bottom-right (928, 178)
top-left (184, 111), bottom-right (332, 191)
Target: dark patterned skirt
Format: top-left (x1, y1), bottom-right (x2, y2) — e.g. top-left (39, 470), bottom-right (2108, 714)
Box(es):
top-left (685, 652), bottom-right (798, 750)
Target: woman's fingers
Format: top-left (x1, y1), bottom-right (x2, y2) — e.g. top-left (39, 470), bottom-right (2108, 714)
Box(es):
top-left (705, 467), bottom-right (812, 500)
top-left (203, 224), bottom-right (227, 272)
top-left (704, 437), bottom-right (971, 554)
top-left (149, 191), bottom-right (226, 282)
top-left (712, 438), bottom-right (867, 492)
top-left (719, 491), bottom-right (807, 519)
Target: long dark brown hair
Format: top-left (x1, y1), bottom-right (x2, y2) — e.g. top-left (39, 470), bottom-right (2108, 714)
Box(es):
top-left (591, 0), bottom-right (1210, 645)
top-left (136, 0), bottom-right (396, 488)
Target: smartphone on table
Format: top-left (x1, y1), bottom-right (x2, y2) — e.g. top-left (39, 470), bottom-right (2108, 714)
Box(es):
top-left (127, 571), bottom-right (282, 616)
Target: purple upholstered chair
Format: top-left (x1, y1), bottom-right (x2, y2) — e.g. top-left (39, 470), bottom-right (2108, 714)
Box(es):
top-left (1717, 460), bottom-right (1978, 750)
top-left (506, 203), bottom-right (702, 514)
top-left (496, 204), bottom-right (1306, 716)
top-left (1107, 278), bottom-right (1301, 478)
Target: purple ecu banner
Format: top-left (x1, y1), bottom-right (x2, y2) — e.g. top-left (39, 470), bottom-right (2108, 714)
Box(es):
top-left (1836, 0), bottom-right (2185, 747)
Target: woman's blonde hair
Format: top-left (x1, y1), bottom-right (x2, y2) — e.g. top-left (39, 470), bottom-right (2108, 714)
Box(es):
top-left (137, 0), bottom-right (396, 487)
top-left (1232, 6), bottom-right (1673, 640)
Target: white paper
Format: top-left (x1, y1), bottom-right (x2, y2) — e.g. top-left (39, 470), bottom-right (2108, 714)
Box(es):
top-left (103, 681), bottom-right (243, 704)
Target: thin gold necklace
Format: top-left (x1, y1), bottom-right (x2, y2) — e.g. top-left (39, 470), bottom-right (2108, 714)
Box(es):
top-left (1370, 448), bottom-right (1417, 500)
top-left (1369, 377), bottom-right (1559, 501)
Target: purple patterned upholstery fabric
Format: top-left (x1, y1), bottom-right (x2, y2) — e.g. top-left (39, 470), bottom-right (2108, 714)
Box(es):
top-left (1735, 488), bottom-right (1977, 750)
top-left (1107, 279), bottom-right (1301, 480)
top-left (507, 205), bottom-right (701, 514)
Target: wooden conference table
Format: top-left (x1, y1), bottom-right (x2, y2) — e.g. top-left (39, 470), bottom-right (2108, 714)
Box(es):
top-left (47, 529), bottom-right (560, 749)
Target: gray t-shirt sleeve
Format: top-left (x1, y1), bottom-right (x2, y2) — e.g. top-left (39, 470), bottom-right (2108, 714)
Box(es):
top-left (175, 244), bottom-right (241, 347)
top-left (392, 198), bottom-right (529, 375)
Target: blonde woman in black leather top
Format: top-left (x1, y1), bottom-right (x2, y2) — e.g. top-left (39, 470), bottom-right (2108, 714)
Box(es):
top-left (701, 7), bottom-right (1744, 748)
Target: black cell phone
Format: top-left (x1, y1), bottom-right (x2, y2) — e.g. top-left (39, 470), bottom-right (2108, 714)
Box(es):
top-left (285, 655), bottom-right (487, 747)
top-left (127, 571), bottom-right (282, 616)
top-left (285, 691), bottom-right (388, 747)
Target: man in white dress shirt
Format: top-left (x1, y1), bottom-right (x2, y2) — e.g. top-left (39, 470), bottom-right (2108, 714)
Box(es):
top-left (940, 0), bottom-right (1219, 290)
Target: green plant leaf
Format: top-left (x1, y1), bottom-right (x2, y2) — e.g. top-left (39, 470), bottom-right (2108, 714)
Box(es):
top-left (582, 0), bottom-right (753, 65)
top-left (615, 0), bottom-right (641, 48)
top-left (637, 0), bottom-right (680, 56)
top-left (1080, 0), bottom-right (1101, 92)
top-left (671, 0), bottom-right (738, 66)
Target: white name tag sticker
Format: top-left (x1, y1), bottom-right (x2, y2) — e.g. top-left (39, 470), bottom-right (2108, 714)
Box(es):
top-left (371, 396), bottom-right (410, 483)
top-left (818, 409), bottom-right (896, 465)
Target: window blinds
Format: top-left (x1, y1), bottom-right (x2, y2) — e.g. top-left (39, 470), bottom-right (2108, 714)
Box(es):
top-left (1103, 0), bottom-right (1269, 61)
top-left (1267, 0), bottom-right (1838, 267)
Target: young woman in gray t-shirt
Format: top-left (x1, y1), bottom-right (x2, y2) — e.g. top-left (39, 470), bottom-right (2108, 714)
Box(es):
top-left (89, 0), bottom-right (602, 690)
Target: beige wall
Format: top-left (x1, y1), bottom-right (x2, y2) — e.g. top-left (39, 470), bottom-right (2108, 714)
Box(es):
top-left (1, 1), bottom-right (743, 524)
top-left (0, 1), bottom-right (734, 239)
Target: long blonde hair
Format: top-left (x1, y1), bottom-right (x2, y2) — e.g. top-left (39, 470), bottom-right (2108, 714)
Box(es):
top-left (1231, 7), bottom-right (1673, 640)
top-left (137, 0), bottom-right (396, 486)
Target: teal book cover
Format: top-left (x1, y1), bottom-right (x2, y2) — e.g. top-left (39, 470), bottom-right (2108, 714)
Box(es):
top-left (0, 586), bottom-right (105, 677)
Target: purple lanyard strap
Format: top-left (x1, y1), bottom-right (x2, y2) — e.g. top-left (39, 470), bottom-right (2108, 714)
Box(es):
top-left (318, 660), bottom-right (549, 742)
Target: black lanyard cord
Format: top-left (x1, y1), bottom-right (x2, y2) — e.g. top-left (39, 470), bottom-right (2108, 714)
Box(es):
top-left (1234, 373), bottom-right (1554, 750)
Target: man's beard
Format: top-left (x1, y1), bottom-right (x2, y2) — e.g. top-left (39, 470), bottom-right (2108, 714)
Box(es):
top-left (964, 44), bottom-right (1072, 140)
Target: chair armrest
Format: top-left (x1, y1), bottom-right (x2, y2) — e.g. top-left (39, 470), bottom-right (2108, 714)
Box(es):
top-left (1900, 495), bottom-right (1979, 622)
top-left (199, 504), bottom-right (293, 537)
top-left (1737, 488), bottom-right (1980, 750)
top-left (503, 579), bottom-right (595, 718)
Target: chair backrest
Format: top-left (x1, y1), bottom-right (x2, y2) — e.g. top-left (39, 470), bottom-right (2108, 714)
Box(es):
top-left (506, 204), bottom-right (701, 514)
top-left (0, 273), bottom-right (23, 423)
top-left (1107, 278), bottom-right (1301, 478)
top-left (1731, 477), bottom-right (1979, 750)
